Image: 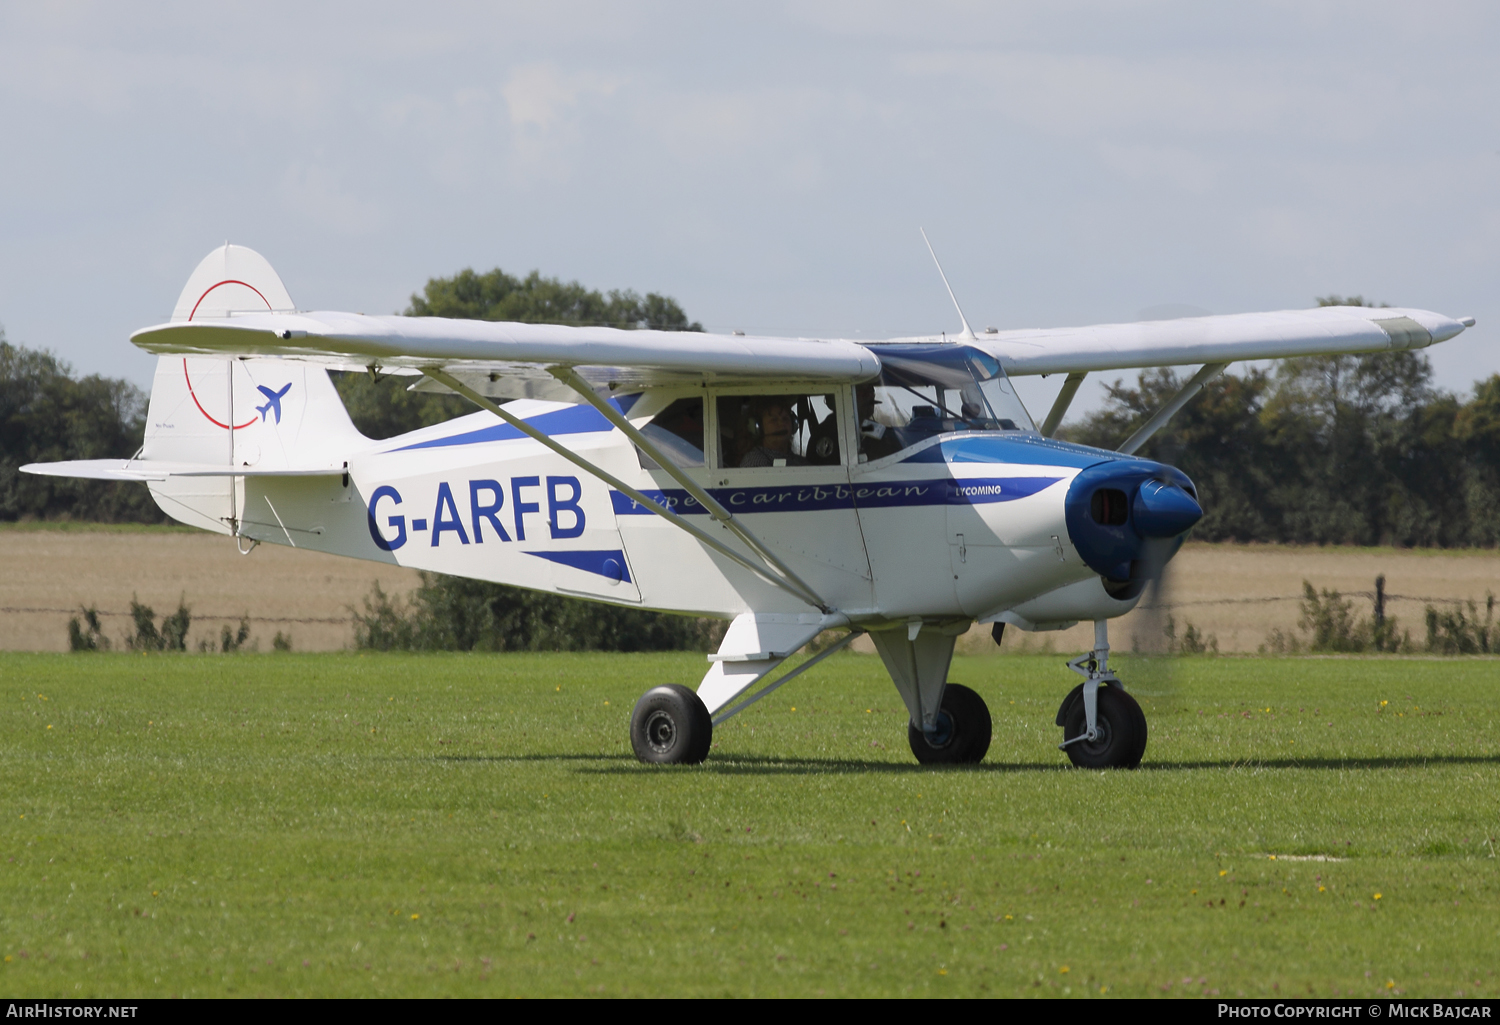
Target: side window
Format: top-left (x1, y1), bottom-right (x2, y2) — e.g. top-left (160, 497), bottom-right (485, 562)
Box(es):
top-left (715, 393), bottom-right (842, 469)
top-left (637, 397), bottom-right (705, 468)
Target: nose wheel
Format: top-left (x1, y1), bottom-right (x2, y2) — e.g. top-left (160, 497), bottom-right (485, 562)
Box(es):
top-left (1056, 619), bottom-right (1148, 769)
top-left (1057, 683), bottom-right (1146, 768)
top-left (908, 683), bottom-right (992, 764)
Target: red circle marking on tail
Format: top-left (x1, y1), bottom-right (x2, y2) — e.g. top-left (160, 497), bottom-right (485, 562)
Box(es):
top-left (188, 279), bottom-right (272, 322)
top-left (183, 359), bottom-right (258, 430)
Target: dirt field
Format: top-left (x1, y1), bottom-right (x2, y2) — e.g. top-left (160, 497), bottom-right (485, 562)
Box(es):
top-left (0, 525), bottom-right (421, 652)
top-left (3, 526), bottom-right (1498, 653)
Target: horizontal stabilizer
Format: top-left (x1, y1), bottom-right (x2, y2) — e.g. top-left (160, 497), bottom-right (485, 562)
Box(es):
top-left (21, 459), bottom-right (343, 482)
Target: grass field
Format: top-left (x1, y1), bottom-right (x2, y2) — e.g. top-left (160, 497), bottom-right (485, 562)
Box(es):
top-left (2, 650), bottom-right (1497, 998)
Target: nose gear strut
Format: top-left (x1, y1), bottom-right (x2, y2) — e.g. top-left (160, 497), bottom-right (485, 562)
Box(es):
top-left (1060, 620), bottom-right (1118, 748)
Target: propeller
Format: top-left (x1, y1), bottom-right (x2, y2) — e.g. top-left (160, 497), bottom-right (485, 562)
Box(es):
top-left (1117, 528), bottom-right (1188, 698)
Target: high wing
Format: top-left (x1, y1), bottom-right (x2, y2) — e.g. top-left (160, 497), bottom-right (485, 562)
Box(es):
top-left (967, 305), bottom-right (1470, 377)
top-left (129, 304), bottom-right (1470, 387)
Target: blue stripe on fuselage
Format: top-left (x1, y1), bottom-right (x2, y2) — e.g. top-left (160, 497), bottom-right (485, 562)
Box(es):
top-left (610, 476), bottom-right (1062, 516)
top-left (387, 395), bottom-right (639, 453)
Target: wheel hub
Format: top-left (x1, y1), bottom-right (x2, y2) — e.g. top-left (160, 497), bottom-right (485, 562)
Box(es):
top-left (922, 710), bottom-right (956, 749)
top-left (644, 710), bottom-right (676, 753)
top-left (1078, 713), bottom-right (1112, 754)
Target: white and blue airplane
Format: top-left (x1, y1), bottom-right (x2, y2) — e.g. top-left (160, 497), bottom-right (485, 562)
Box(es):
top-left (24, 245), bottom-right (1474, 768)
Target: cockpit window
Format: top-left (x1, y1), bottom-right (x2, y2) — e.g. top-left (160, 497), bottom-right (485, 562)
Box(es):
top-left (637, 396), bottom-right (705, 468)
top-left (716, 393), bottom-right (841, 468)
top-left (858, 344), bottom-right (1035, 460)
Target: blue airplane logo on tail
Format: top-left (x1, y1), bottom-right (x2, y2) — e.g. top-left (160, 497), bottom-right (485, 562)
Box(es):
top-left (256, 383), bottom-right (292, 424)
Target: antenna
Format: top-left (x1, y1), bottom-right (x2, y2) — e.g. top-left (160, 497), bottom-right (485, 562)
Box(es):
top-left (920, 227), bottom-right (976, 341)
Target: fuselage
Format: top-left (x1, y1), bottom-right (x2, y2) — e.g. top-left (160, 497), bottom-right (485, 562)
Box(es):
top-left (222, 372), bottom-right (1195, 631)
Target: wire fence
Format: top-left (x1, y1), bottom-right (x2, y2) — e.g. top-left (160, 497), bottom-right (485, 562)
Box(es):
top-left (0, 606), bottom-right (352, 625)
top-left (1137, 591), bottom-right (1479, 610)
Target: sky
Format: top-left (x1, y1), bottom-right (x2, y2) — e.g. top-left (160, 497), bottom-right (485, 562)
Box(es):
top-left (1, 1), bottom-right (1496, 424)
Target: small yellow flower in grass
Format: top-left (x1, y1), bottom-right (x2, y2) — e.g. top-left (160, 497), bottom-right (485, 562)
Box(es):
top-left (937, 969), bottom-right (948, 976)
top-left (1318, 886), bottom-right (1325, 892)
top-left (411, 914), bottom-right (420, 920)
top-left (1380, 700), bottom-right (1388, 708)
top-left (1004, 914), bottom-right (1013, 921)
top-left (866, 709), bottom-right (872, 714)
top-left (1373, 893), bottom-right (1382, 901)
top-left (791, 707), bottom-right (796, 712)
top-left (152, 891), bottom-right (159, 897)
top-left (1268, 855), bottom-right (1276, 860)
top-left (46, 725), bottom-right (52, 730)
top-left (603, 701), bottom-right (610, 706)
top-left (1386, 980), bottom-right (1396, 990)
top-left (4, 956), bottom-right (10, 962)
top-left (1219, 870), bottom-right (1228, 877)
top-left (1099, 985), bottom-right (1108, 994)
top-left (1191, 889), bottom-right (1198, 895)
top-left (1059, 966), bottom-right (1070, 974)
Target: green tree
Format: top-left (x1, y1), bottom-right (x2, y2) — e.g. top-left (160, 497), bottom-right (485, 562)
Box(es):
top-left (0, 331), bottom-right (164, 523)
top-left (406, 268), bottom-right (701, 331)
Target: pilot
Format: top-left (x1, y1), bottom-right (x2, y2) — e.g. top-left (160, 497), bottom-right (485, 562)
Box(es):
top-left (739, 399), bottom-right (807, 468)
top-left (856, 385), bottom-right (902, 461)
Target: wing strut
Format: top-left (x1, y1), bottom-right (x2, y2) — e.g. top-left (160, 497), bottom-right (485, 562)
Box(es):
top-left (547, 366), bottom-right (831, 612)
top-left (1117, 362), bottom-right (1228, 455)
top-left (421, 367), bottom-right (830, 612)
top-left (1040, 371), bottom-right (1087, 437)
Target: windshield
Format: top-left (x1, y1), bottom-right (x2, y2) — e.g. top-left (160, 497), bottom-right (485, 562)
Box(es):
top-left (858, 344), bottom-right (1035, 460)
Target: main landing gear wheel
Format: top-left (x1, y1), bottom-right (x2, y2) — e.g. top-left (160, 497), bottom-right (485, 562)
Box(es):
top-left (630, 684), bottom-right (713, 764)
top-left (1056, 683), bottom-right (1147, 769)
top-left (908, 683), bottom-right (992, 765)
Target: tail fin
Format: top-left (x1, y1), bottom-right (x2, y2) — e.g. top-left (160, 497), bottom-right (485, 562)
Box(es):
top-left (170, 243), bottom-right (295, 322)
top-left (143, 246), bottom-right (368, 532)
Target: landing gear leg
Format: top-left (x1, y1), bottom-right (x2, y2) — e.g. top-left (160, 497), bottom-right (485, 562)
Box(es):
top-left (1056, 620), bottom-right (1147, 769)
top-left (872, 620), bottom-right (991, 765)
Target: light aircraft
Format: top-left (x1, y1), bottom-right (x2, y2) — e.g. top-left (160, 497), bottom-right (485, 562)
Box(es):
top-left (24, 245), bottom-right (1474, 768)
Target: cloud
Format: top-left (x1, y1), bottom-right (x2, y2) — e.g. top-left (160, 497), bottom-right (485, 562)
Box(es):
top-left (502, 63), bottom-right (620, 132)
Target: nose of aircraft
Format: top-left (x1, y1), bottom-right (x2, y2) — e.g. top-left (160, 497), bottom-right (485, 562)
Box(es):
top-left (1132, 478), bottom-right (1203, 538)
top-left (1063, 459), bottom-right (1203, 587)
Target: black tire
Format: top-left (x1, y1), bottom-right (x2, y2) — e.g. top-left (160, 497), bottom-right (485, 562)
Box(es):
top-left (907, 683), bottom-right (992, 765)
top-left (630, 684), bottom-right (713, 764)
top-left (1059, 684), bottom-right (1147, 769)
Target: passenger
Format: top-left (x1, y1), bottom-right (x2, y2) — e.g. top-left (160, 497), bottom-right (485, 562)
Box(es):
top-left (856, 385), bottom-right (902, 461)
top-left (739, 399), bottom-right (808, 468)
